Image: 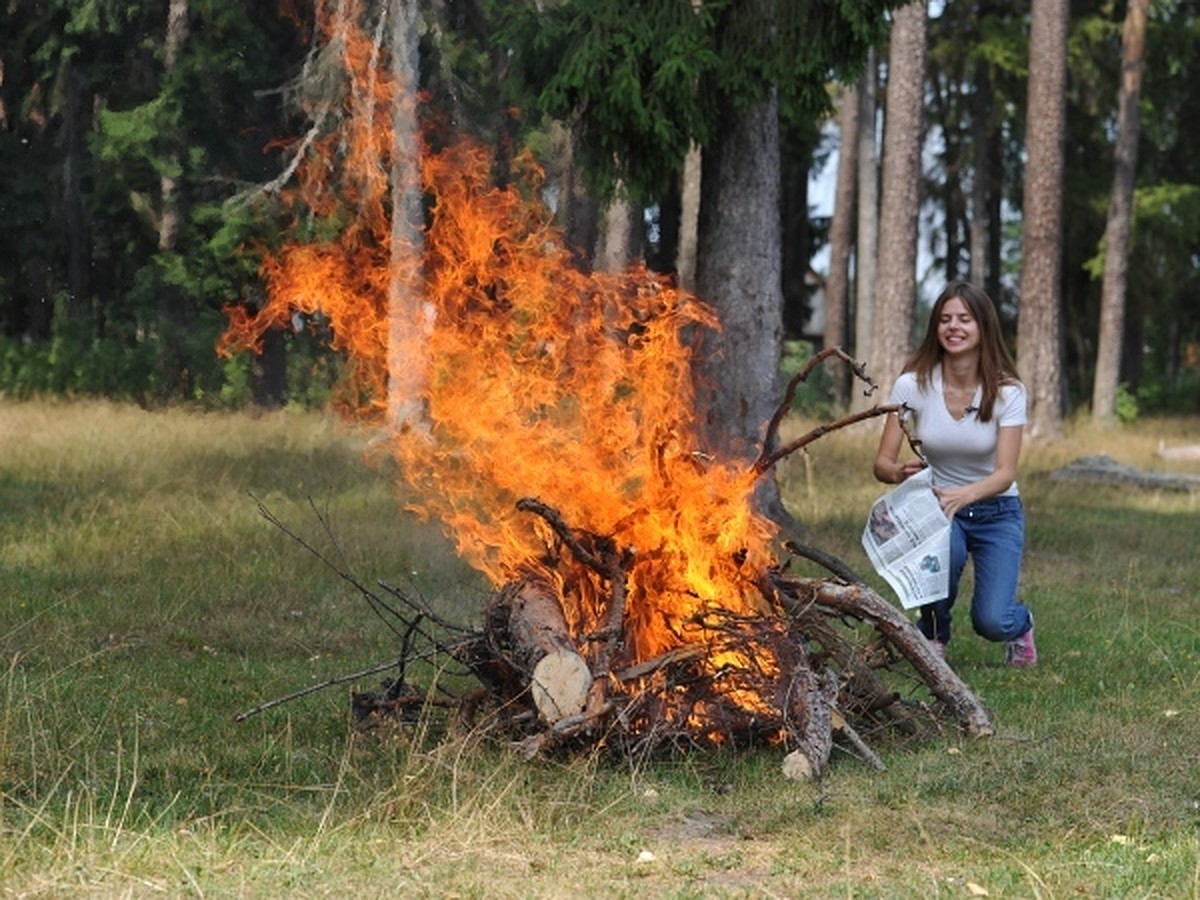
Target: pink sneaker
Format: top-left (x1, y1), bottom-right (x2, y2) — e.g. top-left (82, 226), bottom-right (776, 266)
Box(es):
top-left (929, 639), bottom-right (947, 661)
top-left (1006, 624), bottom-right (1037, 668)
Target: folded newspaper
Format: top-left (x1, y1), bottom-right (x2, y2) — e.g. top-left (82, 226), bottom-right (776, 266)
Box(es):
top-left (861, 467), bottom-right (951, 610)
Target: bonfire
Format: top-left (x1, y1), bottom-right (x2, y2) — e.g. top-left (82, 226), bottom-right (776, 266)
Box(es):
top-left (221, 5), bottom-right (992, 777)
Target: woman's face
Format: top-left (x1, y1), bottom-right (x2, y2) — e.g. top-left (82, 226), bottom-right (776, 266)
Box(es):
top-left (937, 296), bottom-right (981, 357)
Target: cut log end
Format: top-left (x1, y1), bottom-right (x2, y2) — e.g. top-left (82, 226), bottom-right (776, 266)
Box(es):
top-left (530, 648), bottom-right (593, 724)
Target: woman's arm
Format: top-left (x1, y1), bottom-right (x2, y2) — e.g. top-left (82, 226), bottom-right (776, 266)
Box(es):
top-left (873, 412), bottom-right (927, 485)
top-left (933, 424), bottom-right (1023, 517)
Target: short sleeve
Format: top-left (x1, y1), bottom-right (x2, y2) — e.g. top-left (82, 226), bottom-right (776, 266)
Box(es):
top-left (888, 372), bottom-right (919, 410)
top-left (998, 382), bottom-right (1027, 427)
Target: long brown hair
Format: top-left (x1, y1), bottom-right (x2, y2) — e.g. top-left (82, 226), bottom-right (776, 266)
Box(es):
top-left (903, 281), bottom-right (1021, 422)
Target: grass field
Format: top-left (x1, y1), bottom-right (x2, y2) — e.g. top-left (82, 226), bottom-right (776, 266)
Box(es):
top-left (2, 399), bottom-right (1199, 897)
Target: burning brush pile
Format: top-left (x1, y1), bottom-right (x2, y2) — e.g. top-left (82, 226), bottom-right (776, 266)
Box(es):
top-left (222, 6), bottom-right (992, 776)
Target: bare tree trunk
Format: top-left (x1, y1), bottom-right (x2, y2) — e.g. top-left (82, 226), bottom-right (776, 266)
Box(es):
top-left (159, 0), bottom-right (189, 256)
top-left (156, 0), bottom-right (190, 395)
top-left (676, 144), bottom-right (702, 292)
top-left (1092, 0), bottom-right (1149, 422)
top-left (694, 93), bottom-right (783, 463)
top-left (851, 52), bottom-right (880, 412)
top-left (825, 84), bottom-right (859, 409)
top-left (969, 60), bottom-right (991, 289)
top-left (594, 190), bottom-right (640, 273)
top-left (387, 0), bottom-right (429, 431)
top-left (871, 1), bottom-right (927, 399)
top-left (1017, 0), bottom-right (1069, 439)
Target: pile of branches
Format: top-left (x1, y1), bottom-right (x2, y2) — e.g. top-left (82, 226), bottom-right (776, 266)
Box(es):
top-left (236, 350), bottom-right (994, 776)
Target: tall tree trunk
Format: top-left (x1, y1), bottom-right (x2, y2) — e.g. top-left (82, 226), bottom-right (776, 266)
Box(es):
top-left (1017, 0), bottom-right (1069, 439)
top-left (158, 0), bottom-right (190, 395)
top-left (871, 0), bottom-right (927, 399)
top-left (594, 191), bottom-right (640, 273)
top-left (676, 144), bottom-right (702, 292)
top-left (694, 90), bottom-right (782, 465)
top-left (387, 0), bottom-right (428, 431)
top-left (969, 59), bottom-right (991, 290)
top-left (1091, 0), bottom-right (1149, 422)
top-left (851, 52), bottom-right (880, 412)
top-left (159, 0), bottom-right (188, 255)
top-left (825, 83), bottom-right (859, 409)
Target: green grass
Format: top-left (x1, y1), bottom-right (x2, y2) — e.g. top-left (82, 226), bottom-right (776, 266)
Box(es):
top-left (3, 399), bottom-right (1199, 897)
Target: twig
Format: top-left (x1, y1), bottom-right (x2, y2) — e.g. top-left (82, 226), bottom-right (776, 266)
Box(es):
top-left (233, 657), bottom-right (404, 722)
top-left (753, 404), bottom-right (899, 476)
top-left (759, 347), bottom-right (878, 463)
top-left (252, 494), bottom-right (447, 647)
top-left (515, 497), bottom-right (611, 576)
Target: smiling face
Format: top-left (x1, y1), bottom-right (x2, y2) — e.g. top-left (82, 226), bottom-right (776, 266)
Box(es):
top-left (937, 297), bottom-right (981, 359)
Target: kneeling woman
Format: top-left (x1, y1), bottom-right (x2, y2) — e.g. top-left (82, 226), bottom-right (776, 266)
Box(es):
top-left (873, 280), bottom-right (1037, 667)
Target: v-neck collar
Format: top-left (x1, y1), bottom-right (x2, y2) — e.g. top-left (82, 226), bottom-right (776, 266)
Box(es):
top-left (933, 365), bottom-right (981, 422)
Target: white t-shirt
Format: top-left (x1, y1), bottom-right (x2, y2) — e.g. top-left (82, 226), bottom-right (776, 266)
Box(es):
top-left (889, 365), bottom-right (1027, 497)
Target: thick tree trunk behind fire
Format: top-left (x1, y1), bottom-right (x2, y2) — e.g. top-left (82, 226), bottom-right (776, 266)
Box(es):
top-left (693, 22), bottom-right (783, 465)
top-left (387, 0), bottom-right (428, 431)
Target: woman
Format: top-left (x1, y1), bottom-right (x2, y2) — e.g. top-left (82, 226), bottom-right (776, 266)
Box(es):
top-left (873, 281), bottom-right (1037, 666)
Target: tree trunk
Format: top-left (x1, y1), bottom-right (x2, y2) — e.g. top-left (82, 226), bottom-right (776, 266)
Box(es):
top-left (871, 0), bottom-right (927, 398)
top-left (676, 144), bottom-right (702, 292)
top-left (387, 0), bottom-right (429, 431)
top-left (1091, 0), bottom-right (1149, 422)
top-left (969, 59), bottom-right (991, 290)
top-left (1017, 0), bottom-right (1069, 439)
top-left (851, 52), bottom-right (880, 412)
top-left (594, 190), bottom-right (640, 273)
top-left (694, 94), bottom-right (783, 463)
top-left (157, 0), bottom-right (190, 396)
top-left (825, 84), bottom-right (859, 409)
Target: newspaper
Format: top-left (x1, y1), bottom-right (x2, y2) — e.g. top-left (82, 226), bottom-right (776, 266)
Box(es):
top-left (861, 467), bottom-right (951, 610)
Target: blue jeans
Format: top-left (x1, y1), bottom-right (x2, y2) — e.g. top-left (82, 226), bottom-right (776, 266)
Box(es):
top-left (917, 495), bottom-right (1032, 645)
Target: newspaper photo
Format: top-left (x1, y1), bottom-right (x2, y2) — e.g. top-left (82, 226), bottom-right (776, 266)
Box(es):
top-left (861, 467), bottom-right (951, 610)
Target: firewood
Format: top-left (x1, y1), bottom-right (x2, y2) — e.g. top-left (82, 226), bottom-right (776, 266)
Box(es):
top-left (504, 576), bottom-right (594, 725)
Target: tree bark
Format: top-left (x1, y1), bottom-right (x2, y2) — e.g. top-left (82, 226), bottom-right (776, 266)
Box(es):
top-left (387, 0), bottom-right (429, 432)
top-left (694, 92), bottom-right (783, 463)
top-left (969, 59), bottom-right (991, 290)
top-left (1017, 0), bottom-right (1069, 439)
top-left (871, 0), bottom-right (927, 399)
top-left (825, 84), bottom-right (859, 409)
top-left (503, 578), bottom-right (594, 724)
top-left (851, 52), bottom-right (880, 413)
top-left (1092, 0), bottom-right (1149, 422)
top-left (594, 189), bottom-right (641, 273)
top-left (676, 144), bottom-right (702, 292)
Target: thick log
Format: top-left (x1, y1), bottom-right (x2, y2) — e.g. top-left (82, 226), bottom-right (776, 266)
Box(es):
top-left (505, 576), bottom-right (593, 724)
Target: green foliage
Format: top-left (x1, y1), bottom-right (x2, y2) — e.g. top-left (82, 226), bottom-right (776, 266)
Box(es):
top-left (497, 0), bottom-right (898, 203)
top-left (778, 339), bottom-right (837, 419)
top-left (1114, 382), bottom-right (1139, 424)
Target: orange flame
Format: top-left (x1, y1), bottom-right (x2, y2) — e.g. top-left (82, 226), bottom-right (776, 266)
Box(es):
top-left (220, 2), bottom-right (779, 667)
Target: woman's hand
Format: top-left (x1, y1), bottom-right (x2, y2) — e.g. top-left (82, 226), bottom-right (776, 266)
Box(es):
top-left (894, 460), bottom-right (927, 484)
top-left (934, 485), bottom-right (975, 518)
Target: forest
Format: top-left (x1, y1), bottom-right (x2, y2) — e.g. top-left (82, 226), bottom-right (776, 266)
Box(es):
top-left (1, 0), bottom-right (1198, 422)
